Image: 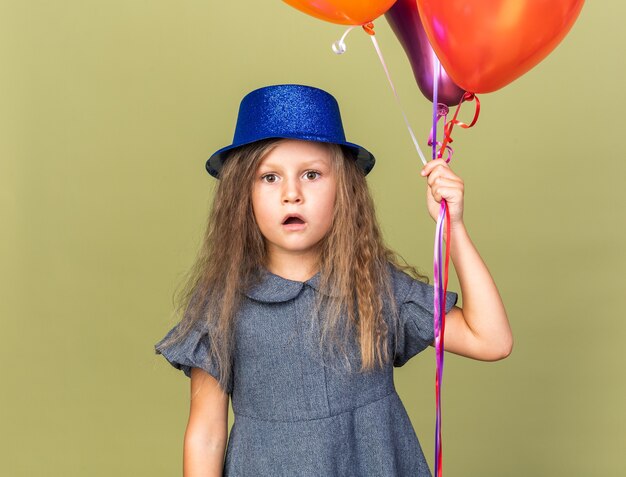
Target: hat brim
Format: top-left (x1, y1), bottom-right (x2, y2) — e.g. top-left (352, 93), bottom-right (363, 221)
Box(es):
top-left (205, 136), bottom-right (375, 179)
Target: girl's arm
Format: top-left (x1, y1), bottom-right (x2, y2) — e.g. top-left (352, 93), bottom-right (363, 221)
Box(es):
top-left (421, 159), bottom-right (513, 361)
top-left (183, 368), bottom-right (230, 477)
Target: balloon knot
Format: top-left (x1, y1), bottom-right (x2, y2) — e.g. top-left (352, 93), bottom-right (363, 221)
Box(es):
top-left (463, 92), bottom-right (475, 101)
top-left (362, 22), bottom-right (375, 36)
top-left (436, 103), bottom-right (449, 118)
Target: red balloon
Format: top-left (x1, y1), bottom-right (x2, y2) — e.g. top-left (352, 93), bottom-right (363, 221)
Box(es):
top-left (415, 0), bottom-right (585, 93)
top-left (385, 0), bottom-right (465, 106)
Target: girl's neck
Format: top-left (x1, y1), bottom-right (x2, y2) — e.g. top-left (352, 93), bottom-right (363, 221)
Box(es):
top-left (265, 251), bottom-right (319, 282)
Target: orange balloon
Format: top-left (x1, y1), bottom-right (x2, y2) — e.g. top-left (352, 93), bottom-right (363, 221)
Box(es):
top-left (416, 0), bottom-right (585, 93)
top-left (283, 0), bottom-right (397, 25)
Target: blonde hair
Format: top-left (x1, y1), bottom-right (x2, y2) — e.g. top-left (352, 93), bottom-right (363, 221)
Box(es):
top-left (159, 139), bottom-right (428, 393)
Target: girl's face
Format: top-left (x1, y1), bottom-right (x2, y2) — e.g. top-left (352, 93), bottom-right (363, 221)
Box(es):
top-left (251, 139), bottom-right (337, 265)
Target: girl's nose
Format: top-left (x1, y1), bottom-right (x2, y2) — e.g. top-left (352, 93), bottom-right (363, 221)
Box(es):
top-left (281, 179), bottom-right (302, 204)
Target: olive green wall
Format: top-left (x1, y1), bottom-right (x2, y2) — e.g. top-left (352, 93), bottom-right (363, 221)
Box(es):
top-left (1, 1), bottom-right (623, 475)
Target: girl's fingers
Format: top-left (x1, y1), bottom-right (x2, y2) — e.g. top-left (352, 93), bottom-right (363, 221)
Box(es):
top-left (423, 160), bottom-right (465, 224)
top-left (427, 172), bottom-right (464, 190)
top-left (420, 158), bottom-right (449, 176)
top-left (421, 162), bottom-right (462, 186)
top-left (428, 175), bottom-right (464, 199)
top-left (429, 185), bottom-right (463, 203)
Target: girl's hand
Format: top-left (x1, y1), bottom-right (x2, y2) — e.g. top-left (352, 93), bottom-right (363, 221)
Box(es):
top-left (420, 159), bottom-right (465, 228)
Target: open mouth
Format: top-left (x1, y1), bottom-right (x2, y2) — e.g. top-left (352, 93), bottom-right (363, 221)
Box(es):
top-left (283, 214), bottom-right (306, 227)
top-left (283, 217), bottom-right (305, 225)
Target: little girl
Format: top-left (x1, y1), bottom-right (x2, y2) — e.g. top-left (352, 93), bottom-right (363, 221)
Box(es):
top-left (155, 84), bottom-right (512, 477)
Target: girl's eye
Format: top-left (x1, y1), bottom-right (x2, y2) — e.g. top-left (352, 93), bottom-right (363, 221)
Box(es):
top-left (304, 171), bottom-right (320, 180)
top-left (261, 174), bottom-right (278, 183)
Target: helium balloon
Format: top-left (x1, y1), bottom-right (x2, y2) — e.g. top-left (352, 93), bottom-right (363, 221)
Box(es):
top-left (386, 0), bottom-right (465, 106)
top-left (416, 0), bottom-right (585, 93)
top-left (283, 0), bottom-right (397, 25)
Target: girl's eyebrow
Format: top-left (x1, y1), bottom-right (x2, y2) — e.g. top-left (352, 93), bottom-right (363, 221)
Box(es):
top-left (258, 159), bottom-right (329, 171)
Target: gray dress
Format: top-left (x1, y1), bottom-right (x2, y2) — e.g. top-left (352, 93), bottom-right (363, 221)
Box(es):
top-left (155, 264), bottom-right (458, 476)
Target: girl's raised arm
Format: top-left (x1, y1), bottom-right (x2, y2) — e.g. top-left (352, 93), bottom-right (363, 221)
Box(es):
top-left (183, 368), bottom-right (230, 477)
top-left (437, 226), bottom-right (513, 361)
top-left (421, 159), bottom-right (513, 361)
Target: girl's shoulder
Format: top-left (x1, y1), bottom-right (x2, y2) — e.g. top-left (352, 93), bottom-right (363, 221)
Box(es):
top-left (385, 261), bottom-right (429, 301)
top-left (386, 260), bottom-right (458, 317)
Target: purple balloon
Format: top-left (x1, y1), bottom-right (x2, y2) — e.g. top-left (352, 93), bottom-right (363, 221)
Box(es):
top-left (385, 0), bottom-right (465, 107)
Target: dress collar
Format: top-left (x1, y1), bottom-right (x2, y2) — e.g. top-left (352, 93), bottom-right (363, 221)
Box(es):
top-left (244, 268), bottom-right (333, 303)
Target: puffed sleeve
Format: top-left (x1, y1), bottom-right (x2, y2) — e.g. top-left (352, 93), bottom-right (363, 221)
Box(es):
top-left (393, 273), bottom-right (458, 367)
top-left (154, 319), bottom-right (233, 394)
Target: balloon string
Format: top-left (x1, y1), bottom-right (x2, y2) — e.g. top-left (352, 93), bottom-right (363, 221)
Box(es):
top-left (331, 26), bottom-right (356, 54)
top-left (428, 105), bottom-right (452, 162)
top-left (364, 23), bottom-right (428, 166)
top-left (428, 61), bottom-right (452, 162)
top-left (430, 55), bottom-right (451, 477)
top-left (441, 201), bottom-right (451, 476)
top-left (339, 26), bottom-right (356, 44)
top-left (432, 202), bottom-right (451, 477)
top-left (437, 92), bottom-right (481, 159)
top-left (431, 58), bottom-right (440, 161)
top-left (433, 199), bottom-right (448, 477)
top-left (432, 58), bottom-right (443, 477)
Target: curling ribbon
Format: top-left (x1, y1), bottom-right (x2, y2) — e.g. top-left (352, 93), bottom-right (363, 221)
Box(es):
top-left (437, 92), bottom-right (481, 159)
top-left (428, 104), bottom-right (453, 163)
top-left (432, 197), bottom-right (450, 477)
top-left (430, 57), bottom-right (452, 477)
top-left (430, 83), bottom-right (480, 477)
